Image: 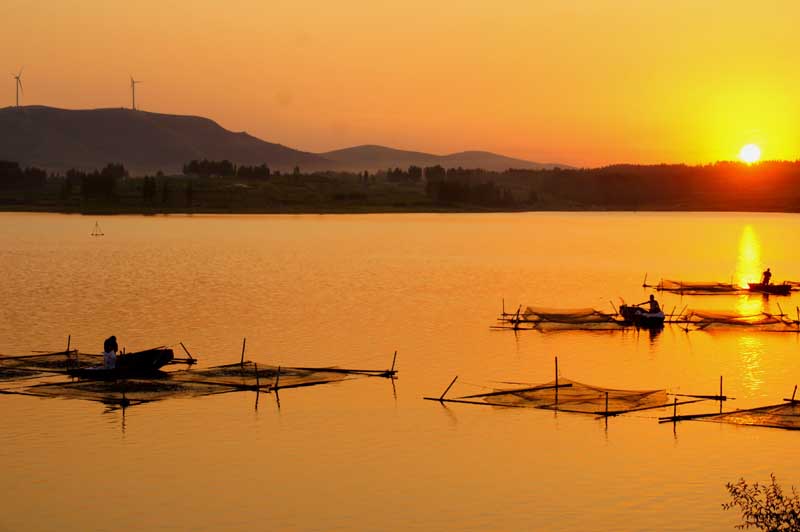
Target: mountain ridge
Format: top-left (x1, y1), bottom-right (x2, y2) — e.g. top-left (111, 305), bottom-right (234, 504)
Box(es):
top-left (0, 106), bottom-right (569, 174)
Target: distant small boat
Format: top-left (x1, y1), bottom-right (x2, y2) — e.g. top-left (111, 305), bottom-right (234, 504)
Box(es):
top-left (90, 221), bottom-right (104, 237)
top-left (67, 348), bottom-right (174, 379)
top-left (619, 305), bottom-right (665, 328)
top-left (747, 283), bottom-right (792, 296)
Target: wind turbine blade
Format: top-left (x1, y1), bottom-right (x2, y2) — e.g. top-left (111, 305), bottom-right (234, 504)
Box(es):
top-left (18, 79), bottom-right (23, 92)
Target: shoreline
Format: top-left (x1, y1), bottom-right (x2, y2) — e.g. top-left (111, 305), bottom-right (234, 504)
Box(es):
top-left (2, 204), bottom-right (799, 216)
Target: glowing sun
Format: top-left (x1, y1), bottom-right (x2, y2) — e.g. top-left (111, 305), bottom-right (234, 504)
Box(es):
top-left (739, 144), bottom-right (761, 164)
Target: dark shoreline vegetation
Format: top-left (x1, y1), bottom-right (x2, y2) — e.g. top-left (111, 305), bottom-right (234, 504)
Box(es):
top-left (3, 159), bottom-right (800, 214)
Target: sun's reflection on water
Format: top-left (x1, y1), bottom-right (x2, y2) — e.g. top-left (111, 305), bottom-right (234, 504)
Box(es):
top-left (735, 225), bottom-right (761, 289)
top-left (734, 294), bottom-right (765, 317)
top-left (737, 335), bottom-right (766, 394)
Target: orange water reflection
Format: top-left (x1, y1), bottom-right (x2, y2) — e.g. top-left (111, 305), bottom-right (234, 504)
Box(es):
top-left (735, 225), bottom-right (761, 288)
top-left (736, 335), bottom-right (766, 394)
top-left (3, 212), bottom-right (800, 532)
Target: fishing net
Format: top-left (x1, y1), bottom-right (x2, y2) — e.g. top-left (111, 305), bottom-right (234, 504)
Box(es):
top-left (657, 280), bottom-right (741, 294)
top-left (499, 307), bottom-right (622, 330)
top-left (458, 378), bottom-right (670, 415)
top-left (0, 351), bottom-right (95, 374)
top-left (687, 310), bottom-right (798, 332)
top-left (700, 402), bottom-right (800, 430)
top-left (24, 377), bottom-right (233, 404)
top-left (522, 307), bottom-right (617, 323)
top-left (0, 354), bottom-right (392, 406)
top-left (170, 362), bottom-right (351, 390)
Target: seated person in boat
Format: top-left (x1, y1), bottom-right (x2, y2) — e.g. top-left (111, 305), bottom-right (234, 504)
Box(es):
top-left (761, 267), bottom-right (772, 285)
top-left (103, 336), bottom-right (118, 369)
top-left (638, 295), bottom-right (661, 314)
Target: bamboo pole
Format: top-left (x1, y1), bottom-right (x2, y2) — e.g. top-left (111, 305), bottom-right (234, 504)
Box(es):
top-left (461, 382), bottom-right (572, 399)
top-left (274, 365), bottom-right (281, 390)
top-left (609, 300), bottom-right (618, 315)
top-left (422, 396), bottom-right (528, 407)
top-left (658, 412), bottom-right (722, 423)
top-left (179, 342), bottom-right (195, 362)
top-left (390, 351), bottom-right (397, 374)
top-left (240, 338), bottom-right (247, 366)
top-left (65, 335), bottom-right (72, 369)
top-left (555, 356), bottom-right (559, 406)
top-left (439, 376), bottom-right (459, 402)
top-left (785, 385), bottom-right (799, 403)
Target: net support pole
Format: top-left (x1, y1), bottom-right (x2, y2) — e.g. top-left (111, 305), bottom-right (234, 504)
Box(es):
top-left (605, 391), bottom-right (609, 416)
top-left (274, 365), bottom-right (281, 390)
top-left (793, 385), bottom-right (797, 402)
top-left (179, 342), bottom-right (195, 362)
top-left (65, 335), bottom-right (72, 369)
top-left (254, 362), bottom-right (260, 394)
top-left (673, 396), bottom-right (677, 419)
top-left (390, 351), bottom-right (397, 374)
top-left (439, 376), bottom-right (459, 402)
top-left (240, 337), bottom-right (247, 366)
top-left (555, 356), bottom-right (559, 406)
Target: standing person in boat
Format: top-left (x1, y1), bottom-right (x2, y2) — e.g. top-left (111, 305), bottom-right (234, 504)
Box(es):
top-left (638, 295), bottom-right (662, 314)
top-left (761, 267), bottom-right (772, 285)
top-left (103, 336), bottom-right (119, 369)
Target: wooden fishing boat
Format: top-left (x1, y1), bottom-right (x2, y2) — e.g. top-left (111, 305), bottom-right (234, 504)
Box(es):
top-left (67, 348), bottom-right (174, 379)
top-left (747, 283), bottom-right (792, 296)
top-left (618, 305), bottom-right (665, 328)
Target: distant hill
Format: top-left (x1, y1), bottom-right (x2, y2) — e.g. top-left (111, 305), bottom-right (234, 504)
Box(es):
top-left (0, 106), bottom-right (569, 175)
top-left (321, 145), bottom-right (567, 172)
top-left (0, 106), bottom-right (330, 175)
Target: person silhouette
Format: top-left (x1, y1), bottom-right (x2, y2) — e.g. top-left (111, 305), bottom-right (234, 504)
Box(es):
top-left (761, 268), bottom-right (772, 285)
top-left (103, 336), bottom-right (118, 369)
top-left (639, 294), bottom-right (661, 314)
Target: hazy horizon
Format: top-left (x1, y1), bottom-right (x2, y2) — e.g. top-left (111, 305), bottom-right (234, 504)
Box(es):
top-left (3, 1), bottom-right (799, 167)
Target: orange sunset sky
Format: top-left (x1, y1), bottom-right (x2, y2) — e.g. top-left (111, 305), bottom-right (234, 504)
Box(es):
top-left (3, 0), bottom-right (799, 167)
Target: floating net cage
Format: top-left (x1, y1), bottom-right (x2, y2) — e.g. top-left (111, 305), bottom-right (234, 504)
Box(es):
top-left (469, 378), bottom-right (670, 415)
top-left (685, 310), bottom-right (800, 332)
top-left (497, 306), bottom-right (624, 331)
top-left (656, 280), bottom-right (742, 295)
top-left (426, 375), bottom-right (677, 417)
top-left (0, 350), bottom-right (397, 407)
top-left (496, 304), bottom-right (800, 333)
top-left (699, 402), bottom-right (800, 430)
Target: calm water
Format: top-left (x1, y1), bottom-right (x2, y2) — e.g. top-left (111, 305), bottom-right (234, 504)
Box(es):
top-left (2, 212), bottom-right (800, 532)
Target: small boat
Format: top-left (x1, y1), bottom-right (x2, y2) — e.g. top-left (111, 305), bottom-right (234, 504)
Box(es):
top-left (618, 305), bottom-right (665, 328)
top-left (747, 283), bottom-right (792, 296)
top-left (90, 221), bottom-right (104, 237)
top-left (67, 348), bottom-right (174, 379)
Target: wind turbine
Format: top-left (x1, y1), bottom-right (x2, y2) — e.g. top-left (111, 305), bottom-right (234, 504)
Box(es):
top-left (13, 67), bottom-right (23, 107)
top-left (130, 76), bottom-right (142, 110)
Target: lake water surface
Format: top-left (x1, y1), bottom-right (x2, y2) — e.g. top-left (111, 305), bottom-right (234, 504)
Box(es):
top-left (2, 212), bottom-right (800, 532)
